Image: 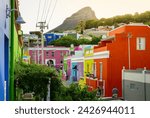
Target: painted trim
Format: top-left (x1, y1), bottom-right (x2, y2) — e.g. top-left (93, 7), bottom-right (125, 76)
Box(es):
top-left (71, 57), bottom-right (84, 62)
top-left (84, 51), bottom-right (109, 60)
top-left (29, 47), bottom-right (70, 51)
top-left (123, 71), bottom-right (150, 84)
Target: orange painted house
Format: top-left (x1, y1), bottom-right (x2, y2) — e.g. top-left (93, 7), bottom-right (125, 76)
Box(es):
top-left (92, 24), bottom-right (150, 97)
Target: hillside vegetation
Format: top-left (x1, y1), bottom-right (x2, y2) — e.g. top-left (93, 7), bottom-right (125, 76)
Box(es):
top-left (85, 11), bottom-right (150, 29)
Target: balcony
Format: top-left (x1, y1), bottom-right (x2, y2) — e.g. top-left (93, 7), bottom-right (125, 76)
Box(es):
top-left (86, 74), bottom-right (98, 91)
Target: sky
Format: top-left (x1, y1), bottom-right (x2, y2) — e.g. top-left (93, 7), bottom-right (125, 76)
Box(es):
top-left (19, 0), bottom-right (150, 34)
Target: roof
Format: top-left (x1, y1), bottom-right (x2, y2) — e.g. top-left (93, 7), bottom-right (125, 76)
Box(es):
top-left (101, 36), bottom-right (115, 42)
top-left (110, 23), bottom-right (150, 33)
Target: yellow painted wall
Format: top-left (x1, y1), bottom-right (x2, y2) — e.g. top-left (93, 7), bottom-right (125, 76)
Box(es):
top-left (14, 26), bottom-right (22, 62)
top-left (79, 45), bottom-right (94, 88)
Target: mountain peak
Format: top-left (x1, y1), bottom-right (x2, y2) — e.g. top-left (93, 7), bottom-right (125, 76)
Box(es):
top-left (49, 7), bottom-right (97, 32)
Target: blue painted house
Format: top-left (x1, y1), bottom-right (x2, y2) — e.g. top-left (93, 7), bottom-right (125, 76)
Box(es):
top-left (44, 33), bottom-right (64, 45)
top-left (0, 0), bottom-right (10, 101)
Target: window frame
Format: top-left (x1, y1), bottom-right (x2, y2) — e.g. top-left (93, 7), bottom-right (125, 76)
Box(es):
top-left (136, 37), bottom-right (146, 50)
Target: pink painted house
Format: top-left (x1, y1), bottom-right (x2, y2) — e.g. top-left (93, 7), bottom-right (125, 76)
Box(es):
top-left (29, 46), bottom-right (70, 69)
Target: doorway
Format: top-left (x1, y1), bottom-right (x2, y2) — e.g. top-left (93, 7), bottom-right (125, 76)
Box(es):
top-left (4, 35), bottom-right (9, 100)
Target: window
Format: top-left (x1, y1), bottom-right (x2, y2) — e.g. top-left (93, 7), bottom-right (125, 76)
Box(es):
top-left (60, 60), bottom-right (63, 64)
top-left (130, 83), bottom-right (135, 90)
top-left (32, 51), bottom-right (35, 55)
top-left (137, 37), bottom-right (146, 50)
top-left (100, 62), bottom-right (103, 80)
top-left (61, 51), bottom-right (63, 56)
top-left (66, 51), bottom-right (69, 56)
top-left (90, 49), bottom-right (93, 54)
top-left (52, 52), bottom-right (54, 57)
top-left (93, 62), bottom-right (96, 77)
top-left (46, 51), bottom-right (49, 57)
top-left (87, 64), bottom-right (89, 73)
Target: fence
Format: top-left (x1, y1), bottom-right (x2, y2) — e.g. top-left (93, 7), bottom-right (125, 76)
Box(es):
top-left (122, 67), bottom-right (150, 101)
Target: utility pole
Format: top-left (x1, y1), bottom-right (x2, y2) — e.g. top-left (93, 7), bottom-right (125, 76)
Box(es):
top-left (36, 21), bottom-right (48, 64)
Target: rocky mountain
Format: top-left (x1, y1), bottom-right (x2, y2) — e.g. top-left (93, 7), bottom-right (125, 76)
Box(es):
top-left (48, 7), bottom-right (97, 32)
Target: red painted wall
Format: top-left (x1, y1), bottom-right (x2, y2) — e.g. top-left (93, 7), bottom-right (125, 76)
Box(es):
top-left (93, 25), bottom-right (150, 97)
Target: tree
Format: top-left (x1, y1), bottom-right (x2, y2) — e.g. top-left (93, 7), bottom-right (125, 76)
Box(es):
top-left (75, 20), bottom-right (86, 34)
top-left (49, 35), bottom-right (102, 47)
top-left (49, 36), bottom-right (78, 47)
top-left (14, 63), bottom-right (59, 100)
top-left (85, 11), bottom-right (150, 29)
top-left (50, 82), bottom-right (97, 101)
top-left (90, 35), bottom-right (102, 44)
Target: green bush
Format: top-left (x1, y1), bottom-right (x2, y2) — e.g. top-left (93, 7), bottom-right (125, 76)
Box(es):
top-left (15, 63), bottom-right (98, 101)
top-left (50, 81), bottom-right (97, 101)
top-left (14, 63), bottom-right (59, 100)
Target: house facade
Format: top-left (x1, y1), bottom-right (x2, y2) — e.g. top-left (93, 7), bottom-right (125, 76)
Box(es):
top-left (0, 0), bottom-right (23, 101)
top-left (0, 0), bottom-right (10, 101)
top-left (29, 46), bottom-right (70, 70)
top-left (122, 68), bottom-right (150, 101)
top-left (44, 33), bottom-right (65, 45)
top-left (64, 45), bottom-right (84, 84)
top-left (85, 45), bottom-right (109, 92)
top-left (92, 24), bottom-right (150, 97)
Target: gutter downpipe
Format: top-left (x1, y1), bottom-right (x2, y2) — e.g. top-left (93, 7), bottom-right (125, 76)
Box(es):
top-left (10, 0), bottom-right (15, 101)
top-left (128, 33), bottom-right (132, 69)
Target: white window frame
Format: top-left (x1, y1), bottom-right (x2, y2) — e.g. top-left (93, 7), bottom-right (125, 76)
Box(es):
top-left (100, 62), bottom-right (103, 81)
top-left (136, 37), bottom-right (146, 50)
top-left (93, 62), bottom-right (96, 77)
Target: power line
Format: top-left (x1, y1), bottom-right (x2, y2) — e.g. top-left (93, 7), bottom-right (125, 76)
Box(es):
top-left (36, 0), bottom-right (42, 30)
top-left (44, 0), bottom-right (53, 22)
top-left (43, 0), bottom-right (51, 21)
top-left (47, 0), bottom-right (58, 26)
top-left (41, 0), bottom-right (48, 21)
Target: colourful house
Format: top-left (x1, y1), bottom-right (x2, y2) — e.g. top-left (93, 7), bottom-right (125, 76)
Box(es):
top-left (64, 45), bottom-right (85, 85)
top-left (0, 0), bottom-right (24, 100)
top-left (0, 0), bottom-right (10, 100)
top-left (84, 45), bottom-right (94, 78)
top-left (63, 56), bottom-right (71, 81)
top-left (84, 45), bottom-right (106, 91)
top-left (44, 33), bottom-right (65, 45)
top-left (71, 49), bottom-right (84, 83)
top-left (29, 46), bottom-right (70, 69)
top-left (92, 24), bottom-right (150, 97)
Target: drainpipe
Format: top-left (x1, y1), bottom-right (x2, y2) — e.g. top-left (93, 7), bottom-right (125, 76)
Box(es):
top-left (127, 33), bottom-right (132, 69)
top-left (143, 67), bottom-right (146, 101)
top-left (10, 0), bottom-right (15, 101)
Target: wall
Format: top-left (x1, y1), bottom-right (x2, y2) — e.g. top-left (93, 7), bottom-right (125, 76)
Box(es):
top-left (44, 33), bottom-right (64, 45)
top-left (0, 0), bottom-right (10, 101)
top-left (106, 25), bottom-right (150, 97)
top-left (67, 59), bottom-right (71, 83)
top-left (122, 69), bottom-right (150, 101)
top-left (77, 62), bottom-right (84, 81)
top-left (71, 62), bottom-right (78, 82)
top-left (126, 26), bottom-right (150, 69)
top-left (14, 25), bottom-right (21, 62)
top-left (29, 47), bottom-right (69, 68)
top-left (94, 58), bottom-right (108, 96)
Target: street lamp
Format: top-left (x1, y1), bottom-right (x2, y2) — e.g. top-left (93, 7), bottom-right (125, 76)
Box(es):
top-left (6, 5), bottom-right (25, 24)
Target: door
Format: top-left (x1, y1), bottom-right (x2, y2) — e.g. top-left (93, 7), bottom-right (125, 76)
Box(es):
top-left (4, 35), bottom-right (9, 100)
